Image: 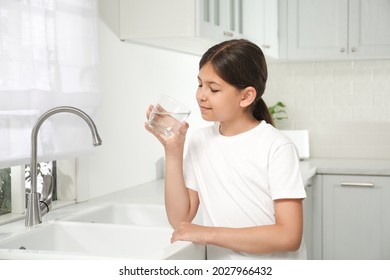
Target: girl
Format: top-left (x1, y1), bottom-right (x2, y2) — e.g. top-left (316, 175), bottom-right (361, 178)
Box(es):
top-left (145, 39), bottom-right (306, 259)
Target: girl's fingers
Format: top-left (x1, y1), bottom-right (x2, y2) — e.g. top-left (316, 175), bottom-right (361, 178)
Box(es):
top-left (178, 121), bottom-right (189, 135)
top-left (146, 104), bottom-right (154, 119)
top-left (144, 121), bottom-right (167, 144)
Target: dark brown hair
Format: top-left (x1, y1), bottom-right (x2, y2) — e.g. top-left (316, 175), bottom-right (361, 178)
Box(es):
top-left (199, 39), bottom-right (273, 125)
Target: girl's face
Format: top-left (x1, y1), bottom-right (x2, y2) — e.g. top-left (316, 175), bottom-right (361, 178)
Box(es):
top-left (196, 62), bottom-right (244, 123)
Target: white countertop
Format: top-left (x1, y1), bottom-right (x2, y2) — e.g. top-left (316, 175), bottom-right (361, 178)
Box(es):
top-left (306, 158), bottom-right (390, 176)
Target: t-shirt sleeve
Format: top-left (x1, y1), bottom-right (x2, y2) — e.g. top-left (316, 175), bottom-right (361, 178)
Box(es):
top-left (268, 143), bottom-right (306, 200)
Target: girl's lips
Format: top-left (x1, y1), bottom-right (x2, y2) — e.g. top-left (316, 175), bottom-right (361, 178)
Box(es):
top-left (199, 106), bottom-right (211, 113)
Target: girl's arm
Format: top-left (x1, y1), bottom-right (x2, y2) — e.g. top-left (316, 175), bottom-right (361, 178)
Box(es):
top-left (164, 142), bottom-right (199, 228)
top-left (171, 198), bottom-right (303, 254)
top-left (145, 105), bottom-right (199, 228)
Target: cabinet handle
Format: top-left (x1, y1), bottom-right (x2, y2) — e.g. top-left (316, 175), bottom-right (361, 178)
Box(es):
top-left (351, 47), bottom-right (357, 52)
top-left (261, 44), bottom-right (270, 49)
top-left (223, 31), bottom-right (234, 37)
top-left (340, 182), bottom-right (374, 187)
top-left (340, 48), bottom-right (346, 53)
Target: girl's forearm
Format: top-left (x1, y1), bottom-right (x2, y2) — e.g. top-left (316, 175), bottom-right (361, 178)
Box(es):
top-left (205, 224), bottom-right (302, 254)
top-left (172, 200), bottom-right (303, 255)
top-left (164, 151), bottom-right (192, 228)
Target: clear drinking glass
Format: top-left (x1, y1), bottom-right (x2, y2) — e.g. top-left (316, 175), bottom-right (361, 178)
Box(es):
top-left (148, 95), bottom-right (191, 137)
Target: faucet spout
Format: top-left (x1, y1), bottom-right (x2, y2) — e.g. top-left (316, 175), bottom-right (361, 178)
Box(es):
top-left (25, 106), bottom-right (102, 227)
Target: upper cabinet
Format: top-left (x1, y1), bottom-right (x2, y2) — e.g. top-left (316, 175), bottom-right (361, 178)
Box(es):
top-left (241, 0), bottom-right (287, 58)
top-left (99, 0), bottom-right (390, 60)
top-left (242, 0), bottom-right (390, 60)
top-left (349, 0), bottom-right (390, 58)
top-left (99, 0), bottom-right (246, 55)
top-left (286, 0), bottom-right (390, 60)
top-left (199, 0), bottom-right (244, 42)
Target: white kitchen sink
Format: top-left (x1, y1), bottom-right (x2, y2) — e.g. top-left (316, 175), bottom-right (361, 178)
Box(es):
top-left (62, 203), bottom-right (202, 227)
top-left (0, 221), bottom-right (205, 259)
top-left (63, 203), bottom-right (171, 227)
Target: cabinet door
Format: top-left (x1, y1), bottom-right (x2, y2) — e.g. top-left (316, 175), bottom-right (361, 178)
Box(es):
top-left (199, 0), bottom-right (243, 42)
top-left (242, 0), bottom-right (279, 57)
top-left (287, 0), bottom-right (349, 59)
top-left (323, 175), bottom-right (390, 260)
top-left (227, 0), bottom-right (244, 37)
top-left (348, 0), bottom-right (390, 58)
top-left (119, 0), bottom-right (196, 38)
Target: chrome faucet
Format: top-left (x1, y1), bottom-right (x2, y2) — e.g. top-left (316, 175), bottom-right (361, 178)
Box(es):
top-left (25, 106), bottom-right (102, 227)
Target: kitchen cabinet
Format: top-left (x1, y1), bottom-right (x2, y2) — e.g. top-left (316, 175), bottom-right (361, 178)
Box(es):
top-left (287, 0), bottom-right (390, 60)
top-left (241, 0), bottom-right (285, 58)
top-left (199, 0), bottom-right (244, 43)
top-left (322, 174), bottom-right (390, 259)
top-left (99, 0), bottom-right (390, 59)
top-left (99, 0), bottom-right (248, 55)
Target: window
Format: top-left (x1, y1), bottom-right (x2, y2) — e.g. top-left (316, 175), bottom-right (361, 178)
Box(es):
top-left (0, 167), bottom-right (11, 215)
top-left (0, 0), bottom-right (98, 221)
top-left (0, 0), bottom-right (100, 168)
top-left (25, 161), bottom-right (57, 205)
top-left (0, 161), bottom-right (57, 217)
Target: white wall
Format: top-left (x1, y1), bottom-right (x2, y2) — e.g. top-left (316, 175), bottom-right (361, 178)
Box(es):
top-left (81, 19), bottom-right (390, 199)
top-left (78, 20), bottom-right (207, 199)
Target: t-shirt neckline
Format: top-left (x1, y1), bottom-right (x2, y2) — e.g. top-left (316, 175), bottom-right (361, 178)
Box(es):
top-left (213, 121), bottom-right (266, 141)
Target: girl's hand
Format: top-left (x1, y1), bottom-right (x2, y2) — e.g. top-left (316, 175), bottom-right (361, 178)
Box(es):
top-left (171, 222), bottom-right (211, 245)
top-left (144, 105), bottom-right (189, 151)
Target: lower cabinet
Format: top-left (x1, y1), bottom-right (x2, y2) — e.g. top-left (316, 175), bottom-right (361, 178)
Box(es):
top-left (320, 174), bottom-right (390, 260)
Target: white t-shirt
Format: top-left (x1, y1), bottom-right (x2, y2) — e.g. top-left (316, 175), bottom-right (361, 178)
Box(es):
top-left (183, 121), bottom-right (307, 259)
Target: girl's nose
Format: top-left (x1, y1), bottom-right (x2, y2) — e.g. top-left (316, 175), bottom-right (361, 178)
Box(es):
top-left (197, 88), bottom-right (207, 102)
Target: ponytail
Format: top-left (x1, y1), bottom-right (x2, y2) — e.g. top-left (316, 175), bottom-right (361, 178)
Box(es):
top-left (253, 98), bottom-right (274, 126)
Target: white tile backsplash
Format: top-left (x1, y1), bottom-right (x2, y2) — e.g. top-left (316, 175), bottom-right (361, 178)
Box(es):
top-left (264, 59), bottom-right (390, 159)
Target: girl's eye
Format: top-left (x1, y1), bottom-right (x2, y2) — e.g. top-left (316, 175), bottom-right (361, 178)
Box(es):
top-left (210, 88), bottom-right (219, 93)
top-left (198, 84), bottom-right (203, 88)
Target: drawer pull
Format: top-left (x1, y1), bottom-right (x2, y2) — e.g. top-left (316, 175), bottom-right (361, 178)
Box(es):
top-left (340, 182), bottom-right (374, 187)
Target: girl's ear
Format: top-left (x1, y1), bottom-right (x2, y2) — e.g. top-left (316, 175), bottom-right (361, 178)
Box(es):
top-left (240, 86), bottom-right (257, 108)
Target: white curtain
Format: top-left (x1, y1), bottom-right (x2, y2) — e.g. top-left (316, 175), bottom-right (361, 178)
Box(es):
top-left (0, 0), bottom-right (100, 168)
